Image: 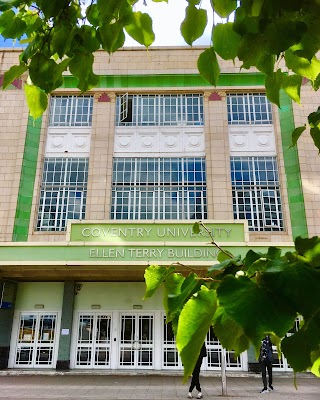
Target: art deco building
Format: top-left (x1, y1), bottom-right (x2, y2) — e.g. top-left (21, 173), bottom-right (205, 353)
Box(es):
top-left (0, 47), bottom-right (318, 372)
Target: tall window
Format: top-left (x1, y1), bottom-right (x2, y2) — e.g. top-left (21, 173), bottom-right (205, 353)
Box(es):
top-left (227, 93), bottom-right (272, 125)
top-left (230, 156), bottom-right (283, 231)
top-left (116, 94), bottom-right (204, 126)
top-left (49, 95), bottom-right (93, 127)
top-left (37, 158), bottom-right (88, 231)
top-left (111, 157), bottom-right (207, 220)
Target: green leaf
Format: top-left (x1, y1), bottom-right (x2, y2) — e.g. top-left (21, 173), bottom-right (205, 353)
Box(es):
top-left (263, 20), bottom-right (307, 55)
top-left (213, 23), bottom-right (242, 60)
top-left (291, 125), bottom-right (306, 147)
top-left (308, 107), bottom-right (320, 128)
top-left (143, 265), bottom-right (175, 299)
top-left (281, 74), bottom-right (302, 104)
top-left (36, 0), bottom-right (66, 19)
top-left (192, 222), bottom-right (200, 234)
top-left (310, 349), bottom-right (320, 377)
top-left (29, 53), bottom-right (59, 93)
top-left (69, 52), bottom-right (99, 92)
top-left (237, 34), bottom-right (266, 69)
top-left (86, 4), bottom-right (100, 26)
top-left (180, 5), bottom-right (207, 46)
top-left (176, 286), bottom-right (217, 382)
top-left (0, 0), bottom-right (26, 12)
top-left (295, 236), bottom-right (320, 269)
top-left (256, 53), bottom-right (275, 76)
top-left (285, 50), bottom-right (320, 83)
top-left (52, 25), bottom-right (75, 58)
top-left (125, 11), bottom-right (155, 47)
top-left (260, 262), bottom-right (320, 320)
top-left (211, 0), bottom-right (237, 18)
top-left (217, 275), bottom-right (296, 349)
top-left (213, 306), bottom-right (250, 356)
top-left (24, 84), bottom-right (48, 120)
top-left (0, 9), bottom-right (26, 39)
top-left (217, 249), bottom-right (234, 262)
top-left (2, 63), bottom-right (27, 89)
top-left (166, 273), bottom-right (201, 321)
top-left (79, 25), bottom-right (100, 53)
top-left (99, 22), bottom-right (125, 54)
top-left (310, 126), bottom-right (320, 153)
top-left (265, 69), bottom-right (282, 107)
top-left (197, 47), bottom-right (220, 86)
top-left (266, 247), bottom-right (282, 260)
top-left (281, 311), bottom-right (320, 372)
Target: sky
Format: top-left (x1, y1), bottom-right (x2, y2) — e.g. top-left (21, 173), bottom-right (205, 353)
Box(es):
top-left (0, 0), bottom-right (214, 48)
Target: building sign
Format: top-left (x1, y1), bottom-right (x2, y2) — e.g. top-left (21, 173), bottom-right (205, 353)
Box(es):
top-left (68, 221), bottom-right (248, 243)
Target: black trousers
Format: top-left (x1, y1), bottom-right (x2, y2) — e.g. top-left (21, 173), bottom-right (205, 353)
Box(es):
top-left (261, 359), bottom-right (273, 388)
top-left (189, 358), bottom-right (203, 392)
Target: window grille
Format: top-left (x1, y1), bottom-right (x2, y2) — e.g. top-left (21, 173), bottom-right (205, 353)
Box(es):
top-left (227, 93), bottom-right (272, 125)
top-left (36, 157), bottom-right (88, 231)
top-left (230, 156), bottom-right (283, 231)
top-left (111, 157), bottom-right (207, 220)
top-left (116, 94), bottom-right (204, 126)
top-left (49, 95), bottom-right (93, 127)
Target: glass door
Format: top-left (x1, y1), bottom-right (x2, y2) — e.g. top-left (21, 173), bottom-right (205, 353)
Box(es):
top-left (119, 313), bottom-right (153, 368)
top-left (14, 313), bottom-right (58, 368)
top-left (75, 313), bottom-right (112, 368)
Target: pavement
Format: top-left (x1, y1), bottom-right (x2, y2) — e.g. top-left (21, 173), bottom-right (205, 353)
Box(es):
top-left (0, 371), bottom-right (319, 400)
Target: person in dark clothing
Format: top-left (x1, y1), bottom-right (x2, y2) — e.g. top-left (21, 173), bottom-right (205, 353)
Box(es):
top-left (259, 335), bottom-right (274, 393)
top-left (188, 343), bottom-right (207, 399)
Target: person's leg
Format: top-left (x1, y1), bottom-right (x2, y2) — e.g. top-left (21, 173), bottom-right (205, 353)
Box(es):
top-left (267, 360), bottom-right (273, 388)
top-left (261, 360), bottom-right (268, 389)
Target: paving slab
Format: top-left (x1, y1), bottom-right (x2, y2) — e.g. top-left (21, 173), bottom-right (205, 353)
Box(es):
top-left (0, 372), bottom-right (319, 400)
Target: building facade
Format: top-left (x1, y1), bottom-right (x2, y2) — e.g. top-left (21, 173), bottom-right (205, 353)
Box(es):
top-left (0, 47), bottom-right (318, 372)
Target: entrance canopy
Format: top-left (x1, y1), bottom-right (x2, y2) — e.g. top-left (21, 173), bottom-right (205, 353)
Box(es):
top-left (0, 221), bottom-right (294, 281)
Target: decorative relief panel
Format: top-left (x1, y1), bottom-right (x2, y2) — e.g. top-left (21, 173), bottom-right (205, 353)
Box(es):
top-left (45, 127), bottom-right (91, 156)
top-left (114, 127), bottom-right (204, 156)
top-left (229, 125), bottom-right (276, 155)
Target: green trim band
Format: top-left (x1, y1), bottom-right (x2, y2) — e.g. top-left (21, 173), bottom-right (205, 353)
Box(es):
top-left (278, 92), bottom-right (308, 239)
top-left (61, 73), bottom-right (266, 89)
top-left (12, 116), bottom-right (42, 242)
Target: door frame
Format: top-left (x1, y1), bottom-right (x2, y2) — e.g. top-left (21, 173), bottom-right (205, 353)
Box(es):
top-left (8, 310), bottom-right (61, 369)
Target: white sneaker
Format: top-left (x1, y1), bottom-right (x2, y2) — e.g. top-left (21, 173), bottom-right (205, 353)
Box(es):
top-left (187, 393), bottom-right (193, 399)
top-left (197, 393), bottom-right (203, 399)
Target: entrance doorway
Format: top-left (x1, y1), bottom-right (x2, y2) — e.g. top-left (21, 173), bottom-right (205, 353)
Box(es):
top-left (13, 312), bottom-right (58, 368)
top-left (119, 313), bottom-right (154, 368)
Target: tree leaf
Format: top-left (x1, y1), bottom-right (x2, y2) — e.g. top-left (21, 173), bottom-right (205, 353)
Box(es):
top-left (213, 306), bottom-right (250, 356)
top-left (0, 0), bottom-right (26, 12)
top-left (166, 273), bottom-right (201, 321)
top-left (99, 22), bottom-right (125, 54)
top-left (0, 9), bottom-right (26, 38)
top-left (180, 4), bottom-right (207, 46)
top-left (3, 62), bottom-right (27, 89)
top-left (265, 69), bottom-right (282, 107)
top-left (291, 125), bottom-right (306, 147)
top-left (213, 22), bottom-right (242, 60)
top-left (176, 286), bottom-right (217, 382)
top-left (281, 74), bottom-right (302, 104)
top-left (285, 50), bottom-right (320, 83)
top-left (125, 11), bottom-right (155, 47)
top-left (197, 47), bottom-right (220, 86)
top-left (69, 52), bottom-right (99, 92)
top-left (52, 25), bottom-right (75, 58)
top-left (281, 311), bottom-right (320, 372)
top-left (211, 0), bottom-right (237, 18)
top-left (29, 53), bottom-right (59, 93)
top-left (143, 265), bottom-right (175, 299)
top-left (217, 275), bottom-right (296, 349)
top-left (24, 84), bottom-right (48, 120)
top-left (36, 0), bottom-right (66, 19)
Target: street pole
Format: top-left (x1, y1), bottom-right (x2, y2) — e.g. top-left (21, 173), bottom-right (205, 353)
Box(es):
top-left (221, 347), bottom-right (227, 396)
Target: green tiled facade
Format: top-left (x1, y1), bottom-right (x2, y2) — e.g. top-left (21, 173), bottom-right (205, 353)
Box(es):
top-left (12, 116), bottom-right (42, 242)
top-left (279, 91), bottom-right (308, 239)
